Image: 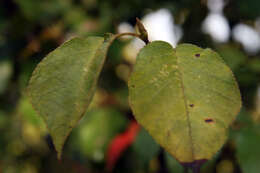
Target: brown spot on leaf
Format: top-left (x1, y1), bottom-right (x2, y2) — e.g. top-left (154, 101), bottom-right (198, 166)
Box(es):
top-left (205, 118), bottom-right (214, 123)
top-left (189, 104), bottom-right (194, 107)
top-left (195, 53), bottom-right (200, 57)
top-left (167, 131), bottom-right (170, 137)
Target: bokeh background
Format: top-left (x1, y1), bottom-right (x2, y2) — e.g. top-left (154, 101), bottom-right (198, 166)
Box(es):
top-left (1, 0), bottom-right (260, 172)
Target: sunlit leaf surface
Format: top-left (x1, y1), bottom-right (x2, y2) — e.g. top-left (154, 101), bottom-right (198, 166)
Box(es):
top-left (129, 41), bottom-right (241, 164)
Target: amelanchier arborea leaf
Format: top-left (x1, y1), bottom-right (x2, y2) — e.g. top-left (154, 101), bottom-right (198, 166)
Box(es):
top-left (128, 41), bottom-right (241, 166)
top-left (27, 34), bottom-right (115, 159)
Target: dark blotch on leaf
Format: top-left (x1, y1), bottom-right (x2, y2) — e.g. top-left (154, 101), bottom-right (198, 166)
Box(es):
top-left (189, 104), bottom-right (194, 107)
top-left (181, 159), bottom-right (207, 172)
top-left (195, 53), bottom-right (200, 57)
top-left (205, 118), bottom-right (214, 123)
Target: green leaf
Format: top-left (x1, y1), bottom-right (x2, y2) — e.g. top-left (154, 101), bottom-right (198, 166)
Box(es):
top-left (216, 44), bottom-right (247, 71)
top-left (166, 152), bottom-right (184, 173)
top-left (234, 124), bottom-right (260, 173)
top-left (27, 34), bottom-right (115, 158)
top-left (231, 108), bottom-right (260, 173)
top-left (133, 127), bottom-right (160, 165)
top-left (128, 41), bottom-right (241, 164)
top-left (70, 108), bottom-right (127, 162)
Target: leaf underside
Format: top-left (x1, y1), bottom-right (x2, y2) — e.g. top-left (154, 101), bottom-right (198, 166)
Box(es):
top-left (128, 41), bottom-right (241, 164)
top-left (27, 35), bottom-right (115, 159)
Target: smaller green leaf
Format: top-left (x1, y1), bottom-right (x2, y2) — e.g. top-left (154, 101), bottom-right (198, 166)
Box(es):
top-left (217, 44), bottom-right (247, 71)
top-left (27, 34), bottom-right (115, 158)
top-left (133, 127), bottom-right (160, 164)
top-left (70, 108), bottom-right (127, 162)
top-left (166, 152), bottom-right (184, 173)
top-left (234, 124), bottom-right (260, 173)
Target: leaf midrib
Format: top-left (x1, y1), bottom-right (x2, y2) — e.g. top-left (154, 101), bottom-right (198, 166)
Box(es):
top-left (75, 38), bottom-right (105, 120)
top-left (176, 53), bottom-right (195, 161)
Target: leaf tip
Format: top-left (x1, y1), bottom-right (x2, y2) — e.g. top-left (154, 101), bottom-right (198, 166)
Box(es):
top-left (57, 151), bottom-right (63, 161)
top-left (180, 159), bottom-right (208, 171)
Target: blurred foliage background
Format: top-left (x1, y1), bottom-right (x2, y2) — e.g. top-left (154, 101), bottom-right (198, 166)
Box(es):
top-left (0, 0), bottom-right (260, 172)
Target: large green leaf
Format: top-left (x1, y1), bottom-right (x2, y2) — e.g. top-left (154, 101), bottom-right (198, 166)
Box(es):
top-left (128, 41), bottom-right (241, 165)
top-left (27, 35), bottom-right (115, 158)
